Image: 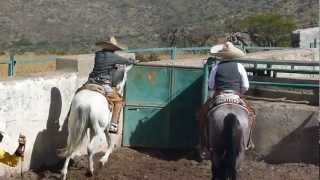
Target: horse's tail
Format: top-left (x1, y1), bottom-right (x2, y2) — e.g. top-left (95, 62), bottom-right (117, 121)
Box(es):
top-left (223, 113), bottom-right (240, 179)
top-left (61, 104), bottom-right (89, 157)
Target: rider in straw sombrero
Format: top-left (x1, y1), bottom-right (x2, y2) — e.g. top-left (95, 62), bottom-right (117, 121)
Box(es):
top-left (197, 41), bottom-right (255, 159)
top-left (208, 41), bottom-right (248, 94)
top-left (95, 36), bottom-right (127, 51)
top-left (86, 36), bottom-right (135, 134)
top-left (209, 41), bottom-right (246, 59)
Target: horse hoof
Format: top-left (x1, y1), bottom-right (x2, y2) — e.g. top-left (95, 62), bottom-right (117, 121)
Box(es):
top-left (99, 161), bottom-right (105, 168)
top-left (86, 170), bottom-right (94, 177)
top-left (60, 174), bottom-right (66, 180)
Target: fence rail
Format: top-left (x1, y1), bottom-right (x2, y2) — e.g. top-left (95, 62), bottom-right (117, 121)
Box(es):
top-left (249, 81), bottom-right (318, 89)
top-left (0, 54), bottom-right (56, 76)
top-left (201, 58), bottom-right (319, 103)
top-left (1, 46), bottom-right (286, 77)
top-left (126, 46), bottom-right (295, 59)
top-left (126, 47), bottom-right (212, 59)
top-left (202, 58), bottom-right (320, 103)
top-left (0, 46), bottom-right (316, 80)
top-left (219, 58), bottom-right (319, 78)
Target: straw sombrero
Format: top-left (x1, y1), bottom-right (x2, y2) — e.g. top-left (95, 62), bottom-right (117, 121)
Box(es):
top-left (95, 36), bottom-right (127, 51)
top-left (210, 42), bottom-right (245, 59)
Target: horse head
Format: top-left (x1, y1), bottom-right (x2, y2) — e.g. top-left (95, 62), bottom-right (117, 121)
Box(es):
top-left (116, 65), bottom-right (133, 95)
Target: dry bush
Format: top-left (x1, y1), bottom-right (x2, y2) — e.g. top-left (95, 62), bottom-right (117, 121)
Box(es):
top-left (136, 53), bottom-right (161, 62)
top-left (0, 64), bottom-right (8, 78)
top-left (15, 63), bottom-right (56, 75)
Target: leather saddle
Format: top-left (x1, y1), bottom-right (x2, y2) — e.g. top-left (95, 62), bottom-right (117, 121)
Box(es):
top-left (76, 83), bottom-right (122, 111)
top-left (208, 90), bottom-right (245, 110)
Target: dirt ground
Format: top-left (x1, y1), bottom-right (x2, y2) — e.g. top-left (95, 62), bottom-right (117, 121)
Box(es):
top-left (3, 147), bottom-right (319, 180)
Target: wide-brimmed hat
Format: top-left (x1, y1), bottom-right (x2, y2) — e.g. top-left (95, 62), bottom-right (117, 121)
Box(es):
top-left (210, 41), bottom-right (245, 59)
top-left (95, 36), bottom-right (127, 51)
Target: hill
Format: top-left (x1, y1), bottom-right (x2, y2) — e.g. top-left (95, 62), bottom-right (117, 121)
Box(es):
top-left (0, 0), bottom-right (318, 53)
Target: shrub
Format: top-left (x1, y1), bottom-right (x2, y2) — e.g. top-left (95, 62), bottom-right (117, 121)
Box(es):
top-left (136, 53), bottom-right (161, 62)
top-left (225, 13), bottom-right (296, 47)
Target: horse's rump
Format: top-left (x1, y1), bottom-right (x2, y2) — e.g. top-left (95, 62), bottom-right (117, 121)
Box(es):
top-left (76, 83), bottom-right (124, 112)
top-left (207, 103), bottom-right (250, 151)
top-left (61, 90), bottom-right (111, 157)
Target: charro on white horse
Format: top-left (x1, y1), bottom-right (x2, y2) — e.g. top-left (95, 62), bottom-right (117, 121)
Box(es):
top-left (60, 65), bottom-right (133, 180)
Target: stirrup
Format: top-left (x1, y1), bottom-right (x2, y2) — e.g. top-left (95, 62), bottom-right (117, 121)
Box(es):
top-left (15, 134), bottom-right (26, 157)
top-left (109, 123), bottom-right (118, 134)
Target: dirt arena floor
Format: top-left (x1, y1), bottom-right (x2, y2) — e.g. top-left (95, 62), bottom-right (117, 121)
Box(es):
top-left (4, 147), bottom-right (319, 180)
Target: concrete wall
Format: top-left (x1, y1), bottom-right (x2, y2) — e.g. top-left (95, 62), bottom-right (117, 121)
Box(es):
top-left (0, 54), bottom-right (130, 176)
top-left (244, 48), bottom-right (319, 61)
top-left (250, 100), bottom-right (319, 164)
top-left (0, 72), bottom-right (86, 176)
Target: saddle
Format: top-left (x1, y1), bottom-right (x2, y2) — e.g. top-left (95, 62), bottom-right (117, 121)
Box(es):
top-left (77, 83), bottom-right (104, 93)
top-left (208, 90), bottom-right (254, 128)
top-left (208, 93), bottom-right (243, 110)
top-left (197, 90), bottom-right (255, 155)
top-left (76, 83), bottom-right (123, 111)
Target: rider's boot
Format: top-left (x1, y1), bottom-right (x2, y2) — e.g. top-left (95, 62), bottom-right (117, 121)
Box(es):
top-left (109, 100), bottom-right (123, 134)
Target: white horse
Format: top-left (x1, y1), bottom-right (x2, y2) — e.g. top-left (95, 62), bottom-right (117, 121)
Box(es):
top-left (60, 65), bottom-right (133, 180)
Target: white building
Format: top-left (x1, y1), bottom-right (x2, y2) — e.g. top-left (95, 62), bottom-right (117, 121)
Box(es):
top-left (292, 27), bottom-right (319, 48)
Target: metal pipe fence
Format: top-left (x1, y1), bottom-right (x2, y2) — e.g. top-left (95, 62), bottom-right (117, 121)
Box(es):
top-left (126, 46), bottom-right (295, 59)
top-left (0, 46), bottom-right (316, 81)
top-left (0, 53), bottom-right (56, 77)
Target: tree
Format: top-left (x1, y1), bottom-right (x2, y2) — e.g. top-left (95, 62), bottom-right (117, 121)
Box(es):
top-left (225, 14), bottom-right (297, 47)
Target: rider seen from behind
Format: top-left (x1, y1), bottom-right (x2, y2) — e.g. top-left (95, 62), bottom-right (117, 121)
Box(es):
top-left (85, 36), bottom-right (135, 134)
top-left (198, 41), bottom-right (255, 158)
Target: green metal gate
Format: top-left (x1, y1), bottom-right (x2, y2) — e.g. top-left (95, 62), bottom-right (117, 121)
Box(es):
top-left (123, 64), bottom-right (203, 149)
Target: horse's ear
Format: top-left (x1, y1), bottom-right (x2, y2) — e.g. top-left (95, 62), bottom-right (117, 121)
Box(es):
top-left (116, 64), bottom-right (134, 95)
top-left (125, 65), bottom-right (134, 72)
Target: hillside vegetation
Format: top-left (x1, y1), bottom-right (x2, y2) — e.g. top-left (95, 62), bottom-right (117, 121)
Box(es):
top-left (0, 0), bottom-right (317, 53)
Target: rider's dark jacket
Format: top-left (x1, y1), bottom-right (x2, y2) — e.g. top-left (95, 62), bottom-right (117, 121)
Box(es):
top-left (208, 60), bottom-right (249, 94)
top-left (88, 50), bottom-right (134, 86)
